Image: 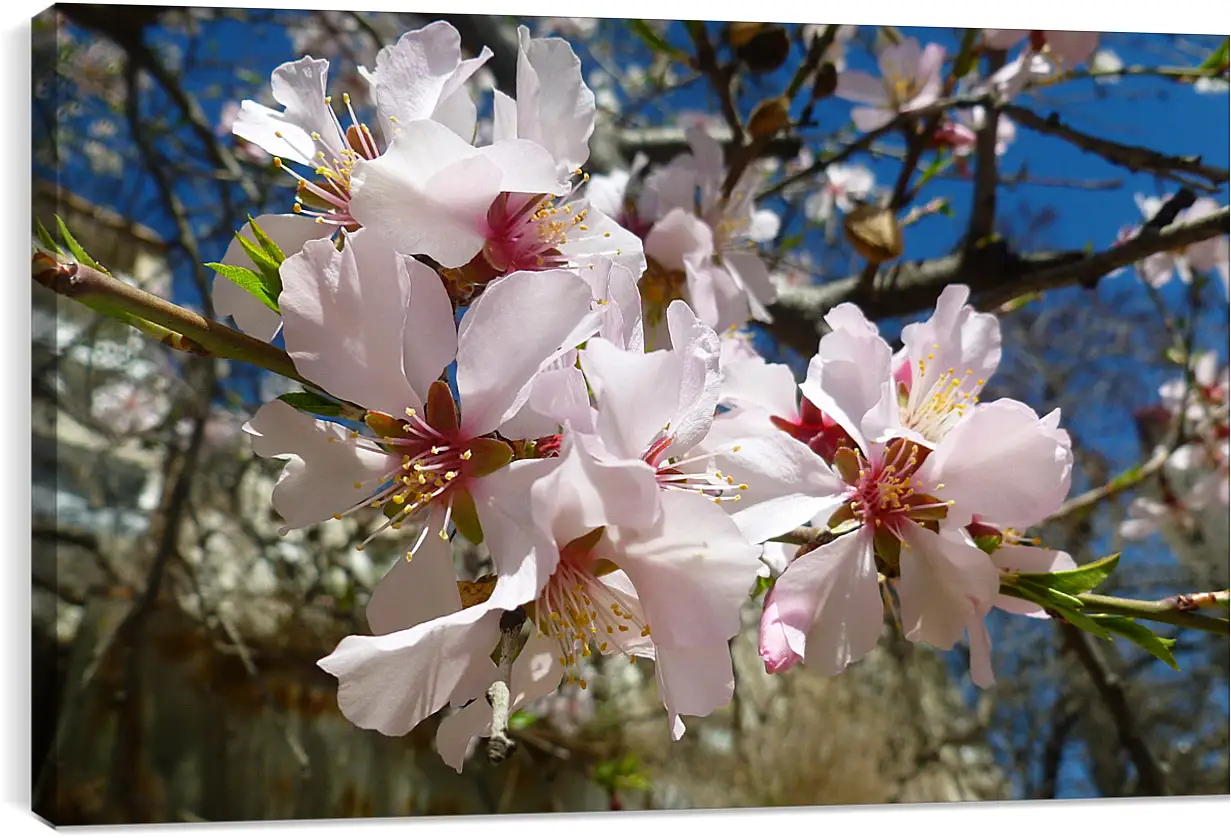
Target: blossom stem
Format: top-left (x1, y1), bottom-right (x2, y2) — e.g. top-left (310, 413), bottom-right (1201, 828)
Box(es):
top-left (1071, 590), bottom-right (1230, 636)
top-left (33, 252), bottom-right (310, 386)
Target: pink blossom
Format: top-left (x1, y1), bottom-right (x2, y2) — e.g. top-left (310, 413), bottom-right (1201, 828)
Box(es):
top-left (321, 436), bottom-right (761, 766)
top-left (710, 287), bottom-right (1071, 686)
top-left (243, 229), bottom-right (595, 552)
top-left (834, 38), bottom-right (945, 132)
top-left (1129, 194), bottom-right (1230, 294)
top-left (983, 29), bottom-right (1100, 68)
top-left (803, 163), bottom-right (876, 225)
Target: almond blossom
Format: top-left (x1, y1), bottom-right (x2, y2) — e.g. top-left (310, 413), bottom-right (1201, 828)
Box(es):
top-left (803, 162), bottom-right (876, 226)
top-left (243, 229), bottom-right (595, 553)
top-left (233, 21), bottom-right (493, 229)
top-left (1129, 194), bottom-right (1230, 295)
top-left (318, 435), bottom-right (762, 766)
top-left (708, 288), bottom-right (1071, 686)
top-left (834, 37), bottom-right (945, 132)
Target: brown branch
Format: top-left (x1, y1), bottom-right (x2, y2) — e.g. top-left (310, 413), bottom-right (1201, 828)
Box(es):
top-left (1001, 103), bottom-right (1229, 189)
top-left (1060, 622), bottom-right (1170, 795)
top-left (766, 205), bottom-right (1230, 357)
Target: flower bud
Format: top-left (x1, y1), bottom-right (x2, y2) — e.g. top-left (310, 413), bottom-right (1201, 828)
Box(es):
top-left (843, 203), bottom-right (904, 264)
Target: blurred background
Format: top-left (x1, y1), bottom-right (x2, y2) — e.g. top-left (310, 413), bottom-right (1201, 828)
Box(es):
top-left (30, 6), bottom-right (1229, 823)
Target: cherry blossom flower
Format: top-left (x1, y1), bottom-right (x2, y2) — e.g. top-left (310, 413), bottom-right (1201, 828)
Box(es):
top-left (708, 289), bottom-right (1070, 686)
top-left (931, 107), bottom-right (1017, 162)
top-left (834, 38), bottom-right (945, 132)
top-left (320, 436), bottom-right (761, 764)
top-left (637, 126), bottom-right (780, 340)
top-left (804, 163), bottom-right (876, 225)
top-left (1129, 194), bottom-right (1230, 294)
top-left (243, 229), bottom-right (595, 553)
top-left (234, 21), bottom-right (493, 229)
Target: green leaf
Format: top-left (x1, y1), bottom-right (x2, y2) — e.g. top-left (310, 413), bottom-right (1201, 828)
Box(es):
top-left (234, 233), bottom-right (284, 295)
top-left (34, 217), bottom-right (65, 256)
top-left (55, 215), bottom-right (107, 273)
top-left (207, 262), bottom-right (279, 312)
top-left (1018, 553), bottom-right (1120, 597)
top-left (1196, 37), bottom-right (1229, 74)
top-left (914, 152), bottom-right (954, 192)
top-left (1094, 616), bottom-right (1180, 670)
top-left (629, 19), bottom-right (690, 62)
top-left (248, 215), bottom-right (287, 264)
top-left (1050, 604), bottom-right (1113, 639)
top-left (276, 391), bottom-right (363, 420)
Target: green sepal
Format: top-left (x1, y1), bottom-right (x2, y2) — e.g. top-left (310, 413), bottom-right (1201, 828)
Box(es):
top-left (450, 489), bottom-right (484, 545)
top-left (34, 217), bottom-right (65, 256)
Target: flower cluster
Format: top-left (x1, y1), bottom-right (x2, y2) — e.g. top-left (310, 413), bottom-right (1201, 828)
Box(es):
top-left (211, 21), bottom-right (1077, 771)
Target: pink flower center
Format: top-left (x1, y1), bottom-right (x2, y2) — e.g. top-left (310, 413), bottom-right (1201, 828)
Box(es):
top-left (834, 439), bottom-right (952, 536)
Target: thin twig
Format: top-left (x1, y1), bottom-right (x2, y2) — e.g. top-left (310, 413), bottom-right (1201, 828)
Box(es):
top-left (486, 606), bottom-right (527, 764)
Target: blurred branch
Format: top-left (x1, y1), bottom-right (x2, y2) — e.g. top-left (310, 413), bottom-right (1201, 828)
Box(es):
top-left (486, 606), bottom-right (526, 764)
top-left (766, 205), bottom-right (1230, 356)
top-left (1060, 622), bottom-right (1170, 796)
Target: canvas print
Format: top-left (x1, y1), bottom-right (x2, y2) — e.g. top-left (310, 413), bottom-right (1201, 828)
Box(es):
top-left (29, 5), bottom-right (1230, 824)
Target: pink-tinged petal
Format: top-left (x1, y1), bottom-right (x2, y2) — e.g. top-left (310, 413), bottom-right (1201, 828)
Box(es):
top-left (982, 29), bottom-right (1028, 50)
top-left (580, 337), bottom-right (681, 460)
top-left (967, 615), bottom-right (995, 688)
top-left (654, 642), bottom-right (735, 741)
top-left (924, 399), bottom-right (1073, 528)
top-left (401, 255), bottom-right (458, 401)
top-left (685, 259), bottom-right (750, 334)
top-left (1137, 251), bottom-right (1177, 288)
top-left (583, 258), bottom-right (644, 352)
top-left (233, 57), bottom-right (342, 166)
top-left (279, 230), bottom-right (425, 418)
top-left (244, 400), bottom-right (397, 533)
top-left (1044, 31), bottom-right (1099, 67)
top-left (318, 602), bottom-right (503, 737)
top-left (499, 363), bottom-right (593, 440)
top-left (642, 161), bottom-right (700, 218)
top-left (910, 43), bottom-right (947, 106)
top-left (719, 351), bottom-right (800, 421)
top-left (702, 404), bottom-right (782, 449)
top-left (214, 213), bottom-right (324, 341)
top-left (557, 204), bottom-right (648, 280)
top-left (899, 282), bottom-right (1002, 407)
top-left (481, 138), bottom-right (570, 196)
top-left (349, 120), bottom-right (502, 269)
top-left (434, 630), bottom-right (565, 772)
top-left (896, 522), bottom-right (999, 651)
top-left (834, 69), bottom-right (889, 105)
top-left (491, 88), bottom-right (518, 143)
top-left (799, 356), bottom-right (885, 453)
top-left (469, 458), bottom-right (562, 601)
top-left (532, 432), bottom-right (661, 544)
top-left (991, 545), bottom-right (1076, 617)
top-left (513, 25), bottom-right (596, 174)
top-left (663, 300), bottom-right (722, 455)
top-left (723, 252), bottom-right (778, 320)
top-left (605, 490), bottom-right (762, 648)
top-left (851, 105), bottom-right (894, 133)
top-left (644, 208), bottom-right (714, 271)
top-left (455, 269), bottom-right (594, 436)
top-left (709, 431), bottom-right (847, 544)
top-left (878, 37), bottom-right (923, 81)
top-left (366, 528), bottom-right (461, 635)
top-left (761, 526), bottom-right (883, 676)
top-left (369, 21), bottom-right (493, 142)
top-left (684, 123), bottom-right (725, 184)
